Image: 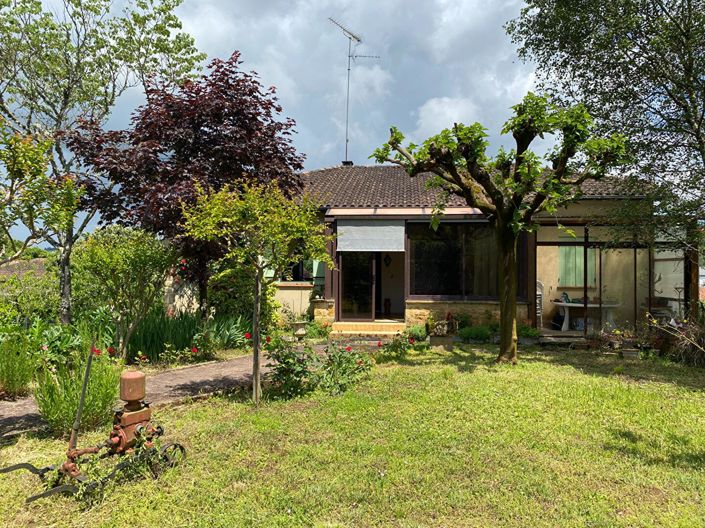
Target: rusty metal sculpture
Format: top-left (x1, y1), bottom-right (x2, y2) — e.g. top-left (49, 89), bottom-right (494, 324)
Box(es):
top-left (0, 349), bottom-right (185, 503)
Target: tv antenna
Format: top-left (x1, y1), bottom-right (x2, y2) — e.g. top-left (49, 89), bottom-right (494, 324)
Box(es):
top-left (329, 17), bottom-right (380, 165)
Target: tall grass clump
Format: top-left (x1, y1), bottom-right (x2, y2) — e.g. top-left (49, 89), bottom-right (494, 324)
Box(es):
top-left (34, 353), bottom-right (121, 435)
top-left (128, 307), bottom-right (201, 361)
top-left (0, 333), bottom-right (35, 398)
top-left (208, 315), bottom-right (249, 350)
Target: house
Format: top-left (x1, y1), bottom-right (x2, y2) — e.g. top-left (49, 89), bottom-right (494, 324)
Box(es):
top-left (275, 164), bottom-right (698, 335)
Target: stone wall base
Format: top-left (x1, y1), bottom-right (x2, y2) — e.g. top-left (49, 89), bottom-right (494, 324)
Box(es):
top-left (312, 298), bottom-right (335, 324)
top-left (405, 300), bottom-right (530, 327)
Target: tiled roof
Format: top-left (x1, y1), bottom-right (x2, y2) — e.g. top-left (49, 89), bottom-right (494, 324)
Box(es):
top-left (302, 165), bottom-right (631, 208)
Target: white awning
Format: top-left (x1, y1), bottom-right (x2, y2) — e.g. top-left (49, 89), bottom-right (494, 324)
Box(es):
top-left (337, 219), bottom-right (405, 252)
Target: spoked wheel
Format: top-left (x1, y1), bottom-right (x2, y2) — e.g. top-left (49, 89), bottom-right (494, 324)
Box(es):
top-left (159, 443), bottom-right (186, 469)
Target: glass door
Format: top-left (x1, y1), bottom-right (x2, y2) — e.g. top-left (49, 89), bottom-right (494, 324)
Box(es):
top-left (340, 252), bottom-right (374, 320)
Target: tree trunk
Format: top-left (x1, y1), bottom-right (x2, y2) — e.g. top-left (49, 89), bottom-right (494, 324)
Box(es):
top-left (251, 267), bottom-right (263, 405)
top-left (496, 224), bottom-right (518, 363)
top-left (196, 252), bottom-right (210, 319)
top-left (58, 242), bottom-right (73, 325)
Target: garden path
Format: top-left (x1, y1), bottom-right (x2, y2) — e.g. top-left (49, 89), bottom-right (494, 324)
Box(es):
top-left (0, 354), bottom-right (260, 438)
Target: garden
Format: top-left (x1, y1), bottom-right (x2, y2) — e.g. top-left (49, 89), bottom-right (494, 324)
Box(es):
top-left (3, 344), bottom-right (705, 527)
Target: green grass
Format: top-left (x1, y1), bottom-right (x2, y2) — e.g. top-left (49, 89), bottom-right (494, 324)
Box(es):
top-left (2, 346), bottom-right (705, 527)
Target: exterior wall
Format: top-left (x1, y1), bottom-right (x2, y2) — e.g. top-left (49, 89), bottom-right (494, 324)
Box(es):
top-left (275, 282), bottom-right (313, 318)
top-left (405, 300), bottom-right (530, 327)
top-left (164, 276), bottom-right (198, 314)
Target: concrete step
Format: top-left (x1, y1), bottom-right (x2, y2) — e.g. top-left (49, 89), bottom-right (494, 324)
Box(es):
top-left (331, 321), bottom-right (406, 336)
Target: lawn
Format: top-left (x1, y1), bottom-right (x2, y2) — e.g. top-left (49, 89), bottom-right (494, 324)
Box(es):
top-left (1, 346), bottom-right (705, 527)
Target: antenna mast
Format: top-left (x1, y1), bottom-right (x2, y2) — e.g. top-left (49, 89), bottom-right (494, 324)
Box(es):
top-left (329, 17), bottom-right (379, 164)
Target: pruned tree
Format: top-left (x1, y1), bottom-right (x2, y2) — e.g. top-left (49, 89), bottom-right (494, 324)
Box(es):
top-left (0, 0), bottom-right (204, 323)
top-left (68, 52), bottom-right (305, 315)
top-left (182, 183), bottom-right (333, 404)
top-left (506, 0), bottom-right (705, 249)
top-left (373, 93), bottom-right (627, 363)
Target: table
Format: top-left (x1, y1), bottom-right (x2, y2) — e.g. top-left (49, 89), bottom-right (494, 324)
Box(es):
top-left (552, 301), bottom-right (621, 332)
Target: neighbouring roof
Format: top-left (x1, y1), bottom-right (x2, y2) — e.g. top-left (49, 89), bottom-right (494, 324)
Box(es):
top-left (302, 165), bottom-right (631, 209)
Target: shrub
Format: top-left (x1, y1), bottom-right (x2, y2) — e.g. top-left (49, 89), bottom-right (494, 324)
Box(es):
top-left (459, 325), bottom-right (492, 343)
top-left (34, 353), bottom-right (121, 435)
top-left (209, 264), bottom-right (278, 329)
top-left (648, 313), bottom-right (705, 367)
top-left (316, 345), bottom-right (373, 395)
top-left (454, 313), bottom-right (472, 329)
top-left (305, 319), bottom-right (331, 339)
top-left (72, 226), bottom-right (176, 358)
top-left (0, 333), bottom-right (35, 398)
top-left (380, 334), bottom-right (412, 357)
top-left (265, 336), bottom-right (317, 399)
top-left (518, 324), bottom-right (540, 339)
top-left (406, 324), bottom-right (427, 342)
top-left (0, 268), bottom-right (59, 325)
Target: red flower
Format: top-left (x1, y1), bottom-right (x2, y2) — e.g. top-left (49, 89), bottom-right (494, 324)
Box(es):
top-left (180, 266), bottom-right (186, 271)
top-left (180, 258), bottom-right (187, 264)
top-left (245, 332), bottom-right (252, 340)
top-left (266, 336), bottom-right (271, 343)
top-left (345, 346), bottom-right (352, 352)
top-left (191, 347), bottom-right (198, 354)
top-left (107, 347), bottom-right (116, 356)
top-left (91, 346), bottom-right (101, 356)
top-left (377, 341), bottom-right (383, 348)
top-left (408, 337), bottom-right (415, 344)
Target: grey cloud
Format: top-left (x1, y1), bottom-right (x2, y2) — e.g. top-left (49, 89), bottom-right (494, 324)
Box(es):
top-left (107, 0), bottom-right (539, 168)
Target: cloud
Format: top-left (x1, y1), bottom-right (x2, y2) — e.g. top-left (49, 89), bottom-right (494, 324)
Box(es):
top-left (413, 96), bottom-right (480, 141)
top-left (104, 0), bottom-right (535, 169)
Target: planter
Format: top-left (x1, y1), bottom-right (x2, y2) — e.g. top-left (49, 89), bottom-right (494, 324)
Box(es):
top-left (291, 320), bottom-right (308, 341)
top-left (430, 335), bottom-right (455, 347)
top-left (620, 348), bottom-right (639, 359)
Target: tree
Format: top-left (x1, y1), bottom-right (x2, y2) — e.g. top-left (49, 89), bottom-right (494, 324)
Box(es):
top-left (0, 122), bottom-right (58, 264)
top-left (68, 53), bottom-right (305, 315)
top-left (506, 1), bottom-right (705, 248)
top-left (373, 93), bottom-right (627, 363)
top-left (182, 183), bottom-right (333, 404)
top-left (0, 0), bottom-right (203, 323)
top-left (72, 226), bottom-right (176, 359)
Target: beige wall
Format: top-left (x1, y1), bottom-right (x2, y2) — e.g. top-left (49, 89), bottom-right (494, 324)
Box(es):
top-left (275, 282), bottom-right (313, 319)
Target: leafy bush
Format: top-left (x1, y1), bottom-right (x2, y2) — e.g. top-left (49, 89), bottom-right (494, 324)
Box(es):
top-left (518, 324), bottom-right (540, 338)
top-left (72, 226), bottom-right (176, 357)
top-left (380, 334), bottom-right (412, 357)
top-left (265, 336), bottom-right (317, 399)
top-left (0, 268), bottom-right (59, 325)
top-left (305, 319), bottom-right (331, 339)
top-left (459, 325), bottom-right (492, 343)
top-left (454, 313), bottom-right (472, 330)
top-left (209, 264), bottom-right (278, 329)
top-left (315, 345), bottom-right (373, 395)
top-left (34, 353), bottom-right (121, 434)
top-left (0, 333), bottom-right (35, 397)
top-left (406, 324), bottom-right (427, 341)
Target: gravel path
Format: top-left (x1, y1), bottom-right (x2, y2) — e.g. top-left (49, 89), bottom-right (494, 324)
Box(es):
top-left (0, 354), bottom-right (258, 438)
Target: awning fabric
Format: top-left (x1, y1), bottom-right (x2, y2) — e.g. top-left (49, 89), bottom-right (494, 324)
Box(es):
top-left (337, 219), bottom-right (405, 252)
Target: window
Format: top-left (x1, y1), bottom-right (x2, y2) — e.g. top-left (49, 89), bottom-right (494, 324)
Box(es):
top-left (559, 245), bottom-right (596, 287)
top-left (408, 223), bottom-right (513, 299)
top-left (281, 260), bottom-right (313, 282)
